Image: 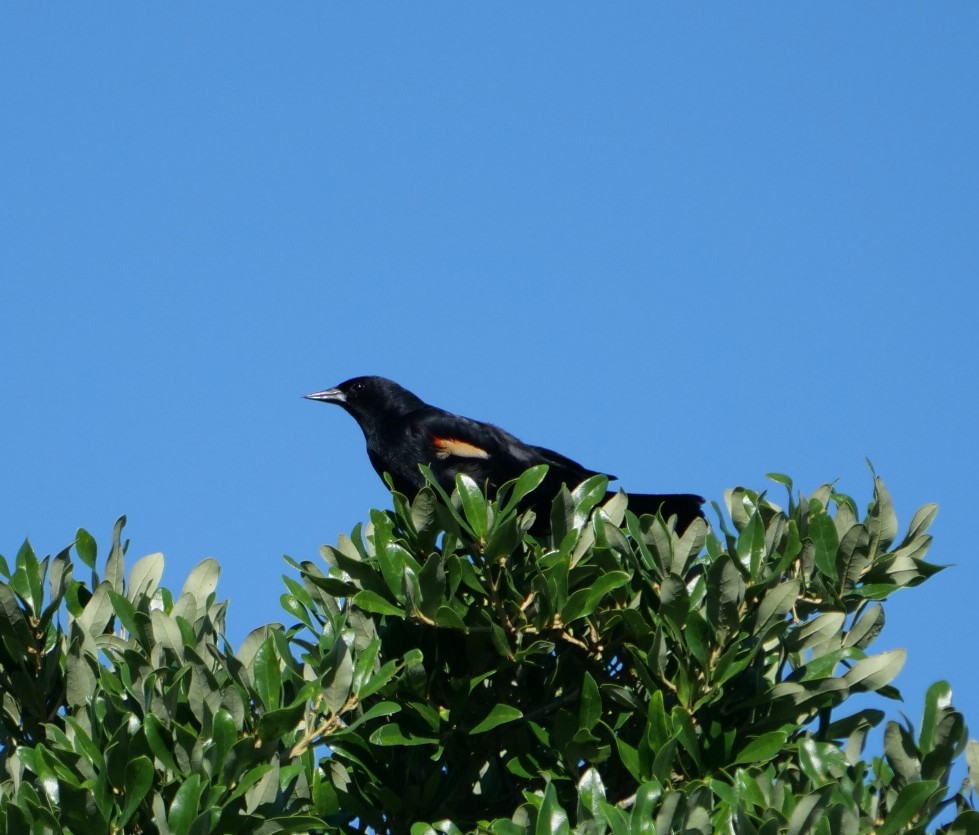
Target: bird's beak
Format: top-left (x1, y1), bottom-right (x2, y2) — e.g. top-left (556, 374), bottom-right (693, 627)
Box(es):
top-left (304, 387), bottom-right (346, 404)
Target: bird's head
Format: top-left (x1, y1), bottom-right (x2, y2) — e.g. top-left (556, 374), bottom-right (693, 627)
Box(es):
top-left (305, 376), bottom-right (425, 428)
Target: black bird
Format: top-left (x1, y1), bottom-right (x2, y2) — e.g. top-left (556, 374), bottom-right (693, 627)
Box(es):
top-left (305, 376), bottom-right (704, 531)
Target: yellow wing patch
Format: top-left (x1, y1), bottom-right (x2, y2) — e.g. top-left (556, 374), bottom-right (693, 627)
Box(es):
top-left (433, 437), bottom-right (491, 460)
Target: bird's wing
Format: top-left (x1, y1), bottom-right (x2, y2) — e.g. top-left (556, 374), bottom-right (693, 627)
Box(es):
top-left (410, 408), bottom-right (538, 465)
top-left (409, 408), bottom-right (605, 487)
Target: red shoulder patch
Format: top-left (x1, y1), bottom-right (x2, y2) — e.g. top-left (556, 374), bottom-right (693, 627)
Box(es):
top-left (432, 437), bottom-right (491, 460)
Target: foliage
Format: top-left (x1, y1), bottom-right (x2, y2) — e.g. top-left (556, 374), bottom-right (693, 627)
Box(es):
top-left (0, 470), bottom-right (976, 834)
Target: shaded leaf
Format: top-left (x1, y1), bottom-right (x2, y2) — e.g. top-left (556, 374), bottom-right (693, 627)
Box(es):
top-left (471, 704), bottom-right (523, 734)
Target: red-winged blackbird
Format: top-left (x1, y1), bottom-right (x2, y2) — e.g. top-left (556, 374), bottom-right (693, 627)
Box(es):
top-left (305, 376), bottom-right (704, 531)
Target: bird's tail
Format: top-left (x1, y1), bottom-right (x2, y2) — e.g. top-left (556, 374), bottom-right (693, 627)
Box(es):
top-left (615, 492), bottom-right (706, 531)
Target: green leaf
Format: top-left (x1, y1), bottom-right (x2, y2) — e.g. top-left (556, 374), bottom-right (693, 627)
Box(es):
top-left (560, 570), bottom-right (631, 624)
top-left (706, 554), bottom-right (743, 631)
top-left (76, 581), bottom-right (115, 637)
top-left (904, 503), bottom-right (938, 543)
top-left (659, 574), bottom-right (689, 630)
top-left (836, 524), bottom-right (871, 592)
top-left (17, 538), bottom-right (44, 616)
top-left (408, 485), bottom-right (438, 533)
top-left (105, 516), bottom-right (127, 592)
top-left (867, 475), bottom-right (898, 555)
top-left (120, 756), bottom-right (154, 826)
top-left (884, 720), bottom-right (920, 784)
top-left (180, 558), bottom-right (220, 605)
top-left (323, 636), bottom-right (354, 714)
top-left (734, 730), bottom-right (790, 765)
top-left (499, 465), bottom-right (549, 516)
top-left (966, 740), bottom-right (979, 792)
top-left (576, 768), bottom-right (606, 823)
top-left (343, 701), bottom-right (401, 733)
top-left (843, 604), bottom-right (884, 649)
top-left (736, 511), bottom-right (766, 575)
top-left (787, 791), bottom-right (829, 835)
top-left (946, 810), bottom-right (979, 835)
top-left (808, 511), bottom-right (839, 582)
top-left (633, 781), bottom-right (663, 833)
top-left (352, 589), bottom-right (404, 616)
top-left (257, 702), bottom-right (306, 743)
top-left (369, 724), bottom-right (438, 746)
top-left (351, 638), bottom-right (381, 692)
top-left (571, 474), bottom-right (609, 525)
top-left (127, 551), bottom-right (165, 602)
top-left (0, 583), bottom-right (32, 653)
top-left (263, 817), bottom-right (332, 833)
top-left (579, 672), bottom-right (601, 732)
top-left (252, 636), bottom-right (282, 711)
top-left (357, 658), bottom-right (400, 700)
top-left (753, 580), bottom-right (799, 638)
top-left (767, 472), bottom-right (793, 490)
top-left (455, 474), bottom-right (488, 540)
top-left (842, 648), bottom-right (906, 693)
top-left (471, 704), bottom-right (523, 734)
top-left (536, 781), bottom-right (570, 835)
top-left (919, 680), bottom-right (952, 755)
top-left (877, 780), bottom-right (941, 835)
top-left (167, 774), bottom-right (204, 835)
top-left (786, 611), bottom-right (846, 652)
top-left (75, 528), bottom-right (97, 569)
top-left (209, 707), bottom-right (238, 776)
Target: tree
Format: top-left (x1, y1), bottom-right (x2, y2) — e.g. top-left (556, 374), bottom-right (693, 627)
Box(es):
top-left (0, 468), bottom-right (976, 833)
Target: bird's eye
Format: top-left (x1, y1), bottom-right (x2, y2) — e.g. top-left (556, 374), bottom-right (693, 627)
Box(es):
top-left (351, 381), bottom-right (365, 392)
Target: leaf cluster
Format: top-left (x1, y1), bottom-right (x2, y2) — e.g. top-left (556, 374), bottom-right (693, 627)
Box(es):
top-left (0, 469), bottom-right (976, 834)
top-left (0, 519), bottom-right (325, 833)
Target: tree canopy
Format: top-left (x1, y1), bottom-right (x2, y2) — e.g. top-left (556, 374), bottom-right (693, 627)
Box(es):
top-left (0, 469), bottom-right (976, 833)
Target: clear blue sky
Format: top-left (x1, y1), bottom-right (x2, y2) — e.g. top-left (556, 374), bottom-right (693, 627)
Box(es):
top-left (2, 4), bottom-right (976, 753)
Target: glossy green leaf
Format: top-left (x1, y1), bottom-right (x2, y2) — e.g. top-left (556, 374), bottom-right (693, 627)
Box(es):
top-left (497, 464), bottom-right (549, 516)
top-left (576, 768), bottom-right (606, 823)
top-left (352, 589), bottom-right (403, 616)
top-left (358, 658), bottom-right (401, 700)
top-left (877, 780), bottom-right (940, 835)
top-left (167, 774), bottom-right (203, 835)
top-left (455, 474), bottom-right (488, 540)
top-left (143, 713), bottom-right (178, 774)
top-left (734, 730), bottom-right (790, 766)
top-left (536, 780), bottom-right (569, 835)
top-left (560, 570), bottom-right (630, 623)
top-left (252, 636), bottom-right (282, 711)
top-left (471, 704), bottom-right (523, 734)
top-left (119, 756), bottom-right (153, 826)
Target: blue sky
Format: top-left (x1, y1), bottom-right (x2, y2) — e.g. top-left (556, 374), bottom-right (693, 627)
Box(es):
top-left (2, 4), bottom-right (977, 758)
